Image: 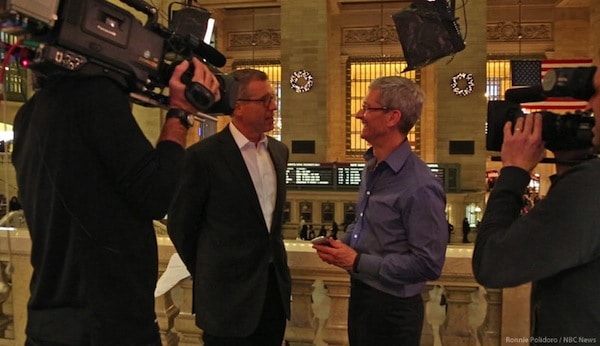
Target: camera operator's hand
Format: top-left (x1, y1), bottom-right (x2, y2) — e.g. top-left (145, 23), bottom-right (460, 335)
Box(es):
top-left (501, 113), bottom-right (546, 172)
top-left (159, 59), bottom-right (221, 147)
top-left (169, 58), bottom-right (221, 114)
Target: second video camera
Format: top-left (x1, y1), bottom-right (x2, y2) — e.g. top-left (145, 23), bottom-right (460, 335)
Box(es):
top-left (487, 66), bottom-right (596, 152)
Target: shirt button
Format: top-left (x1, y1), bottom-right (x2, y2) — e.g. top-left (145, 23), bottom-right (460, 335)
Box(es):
top-left (360, 212), bottom-right (363, 217)
top-left (353, 234), bottom-right (358, 238)
top-left (366, 191), bottom-right (371, 195)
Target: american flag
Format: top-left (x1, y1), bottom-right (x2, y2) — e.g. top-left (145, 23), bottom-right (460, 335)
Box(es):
top-left (510, 60), bottom-right (541, 86)
top-left (521, 59), bottom-right (592, 112)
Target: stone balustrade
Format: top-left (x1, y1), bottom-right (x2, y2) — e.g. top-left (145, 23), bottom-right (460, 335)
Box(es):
top-left (0, 227), bottom-right (530, 345)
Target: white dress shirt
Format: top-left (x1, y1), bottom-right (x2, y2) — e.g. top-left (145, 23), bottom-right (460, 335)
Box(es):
top-left (229, 122), bottom-right (277, 232)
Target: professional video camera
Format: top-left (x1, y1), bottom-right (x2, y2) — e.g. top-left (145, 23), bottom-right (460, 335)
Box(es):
top-left (487, 66), bottom-right (596, 152)
top-left (1, 0), bottom-right (237, 114)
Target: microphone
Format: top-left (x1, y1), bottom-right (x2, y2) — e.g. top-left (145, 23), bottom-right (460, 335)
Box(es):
top-left (178, 32), bottom-right (226, 68)
top-left (504, 85), bottom-right (546, 103)
top-left (194, 41), bottom-right (226, 68)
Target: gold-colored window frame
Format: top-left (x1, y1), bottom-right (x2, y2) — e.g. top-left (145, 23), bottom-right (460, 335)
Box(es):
top-left (346, 56), bottom-right (420, 157)
top-left (231, 59), bottom-right (282, 140)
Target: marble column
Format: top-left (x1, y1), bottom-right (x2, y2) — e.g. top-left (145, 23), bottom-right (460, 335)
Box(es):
top-left (439, 285), bottom-right (479, 346)
top-left (279, 0), bottom-right (329, 162)
top-left (321, 280), bottom-right (350, 346)
top-left (477, 288), bottom-right (502, 346)
top-left (155, 291), bottom-right (180, 346)
top-left (433, 0), bottom-right (487, 192)
top-left (173, 279), bottom-right (203, 345)
top-left (285, 278), bottom-right (317, 345)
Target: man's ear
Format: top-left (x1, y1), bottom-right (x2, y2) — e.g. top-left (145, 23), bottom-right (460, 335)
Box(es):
top-left (232, 102), bottom-right (243, 116)
top-left (387, 109), bottom-right (402, 128)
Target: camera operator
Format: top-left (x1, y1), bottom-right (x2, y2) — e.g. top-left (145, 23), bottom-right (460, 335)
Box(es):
top-left (12, 58), bottom-right (220, 346)
top-left (472, 65), bottom-right (600, 340)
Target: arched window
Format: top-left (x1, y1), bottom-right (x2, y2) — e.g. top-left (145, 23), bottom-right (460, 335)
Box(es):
top-left (232, 59), bottom-right (282, 140)
top-left (346, 57), bottom-right (419, 157)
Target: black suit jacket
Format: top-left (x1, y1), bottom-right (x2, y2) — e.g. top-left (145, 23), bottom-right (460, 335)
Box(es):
top-left (168, 125), bottom-right (291, 337)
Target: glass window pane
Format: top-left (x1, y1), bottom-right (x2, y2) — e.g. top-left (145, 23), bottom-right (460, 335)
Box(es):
top-left (321, 202), bottom-right (335, 223)
top-left (347, 57), bottom-right (420, 157)
top-left (232, 60), bottom-right (282, 140)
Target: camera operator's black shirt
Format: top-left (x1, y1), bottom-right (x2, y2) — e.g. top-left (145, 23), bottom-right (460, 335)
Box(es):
top-left (473, 161), bottom-right (600, 341)
top-left (12, 75), bottom-right (184, 345)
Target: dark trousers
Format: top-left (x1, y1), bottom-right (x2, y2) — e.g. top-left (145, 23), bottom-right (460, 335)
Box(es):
top-left (25, 339), bottom-right (71, 346)
top-left (463, 231), bottom-right (470, 243)
top-left (25, 337), bottom-right (161, 346)
top-left (202, 265), bottom-right (286, 346)
top-left (348, 279), bottom-right (423, 346)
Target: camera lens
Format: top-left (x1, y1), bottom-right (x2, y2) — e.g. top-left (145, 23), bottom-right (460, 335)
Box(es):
top-left (542, 66), bottom-right (597, 101)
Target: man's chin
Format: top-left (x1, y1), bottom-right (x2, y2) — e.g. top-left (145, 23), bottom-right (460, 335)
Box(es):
top-left (361, 133), bottom-right (373, 144)
top-left (265, 120), bottom-right (274, 131)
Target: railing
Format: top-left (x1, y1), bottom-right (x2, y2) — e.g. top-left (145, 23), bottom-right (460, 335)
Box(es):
top-left (0, 225), bottom-right (530, 346)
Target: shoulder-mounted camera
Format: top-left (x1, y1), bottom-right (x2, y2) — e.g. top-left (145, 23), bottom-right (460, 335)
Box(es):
top-left (2, 0), bottom-right (238, 114)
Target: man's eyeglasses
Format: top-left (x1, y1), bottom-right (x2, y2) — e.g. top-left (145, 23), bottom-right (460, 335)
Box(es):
top-left (238, 94), bottom-right (277, 107)
top-left (360, 104), bottom-right (390, 113)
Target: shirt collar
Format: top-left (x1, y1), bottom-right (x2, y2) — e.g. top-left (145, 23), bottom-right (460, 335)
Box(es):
top-left (229, 122), bottom-right (268, 149)
top-left (364, 139), bottom-right (411, 173)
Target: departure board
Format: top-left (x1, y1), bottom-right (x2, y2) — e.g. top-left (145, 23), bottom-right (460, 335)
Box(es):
top-left (427, 163), bottom-right (446, 185)
top-left (284, 162), bottom-right (458, 191)
top-left (336, 163), bottom-right (364, 187)
top-left (286, 163), bottom-right (334, 187)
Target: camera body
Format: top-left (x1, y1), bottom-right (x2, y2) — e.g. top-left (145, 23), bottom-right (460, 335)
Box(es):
top-left (487, 66), bottom-right (596, 152)
top-left (3, 0), bottom-right (237, 114)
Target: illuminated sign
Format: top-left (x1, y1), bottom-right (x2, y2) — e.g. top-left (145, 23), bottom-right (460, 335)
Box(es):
top-left (285, 162), bottom-right (459, 191)
top-left (286, 163), bottom-right (334, 186)
top-left (336, 163), bottom-right (364, 186)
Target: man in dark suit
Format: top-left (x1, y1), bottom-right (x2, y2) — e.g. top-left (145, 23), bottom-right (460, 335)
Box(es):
top-left (168, 69), bottom-right (291, 346)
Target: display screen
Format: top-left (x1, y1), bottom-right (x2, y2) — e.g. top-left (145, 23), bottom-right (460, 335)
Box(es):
top-left (285, 162), bottom-right (457, 191)
top-left (427, 163), bottom-right (446, 185)
top-left (285, 163), bottom-right (335, 186)
top-left (336, 163), bottom-right (364, 187)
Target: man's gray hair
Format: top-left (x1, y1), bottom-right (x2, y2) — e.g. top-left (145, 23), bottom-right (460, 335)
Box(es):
top-left (369, 76), bottom-right (424, 134)
top-left (231, 68), bottom-right (269, 99)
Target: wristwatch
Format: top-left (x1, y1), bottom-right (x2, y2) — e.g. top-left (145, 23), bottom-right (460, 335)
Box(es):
top-left (166, 108), bottom-right (194, 129)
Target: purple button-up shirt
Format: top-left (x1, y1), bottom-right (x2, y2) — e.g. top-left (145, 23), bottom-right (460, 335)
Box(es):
top-left (342, 140), bottom-right (448, 297)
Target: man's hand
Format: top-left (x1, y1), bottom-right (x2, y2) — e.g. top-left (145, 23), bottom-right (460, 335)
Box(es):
top-left (159, 58), bottom-right (221, 146)
top-left (168, 58), bottom-right (221, 114)
top-left (313, 239), bottom-right (357, 271)
top-left (501, 113), bottom-right (546, 172)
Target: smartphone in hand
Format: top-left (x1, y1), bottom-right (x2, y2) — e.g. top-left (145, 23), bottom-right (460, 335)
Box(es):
top-left (310, 236), bottom-right (331, 246)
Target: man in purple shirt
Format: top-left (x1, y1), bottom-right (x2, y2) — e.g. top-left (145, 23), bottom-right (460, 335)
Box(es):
top-left (313, 76), bottom-right (448, 346)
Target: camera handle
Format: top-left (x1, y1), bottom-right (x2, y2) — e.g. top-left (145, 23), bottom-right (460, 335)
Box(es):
top-left (180, 63), bottom-right (216, 111)
top-left (121, 0), bottom-right (159, 25)
top-left (185, 83), bottom-right (216, 111)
